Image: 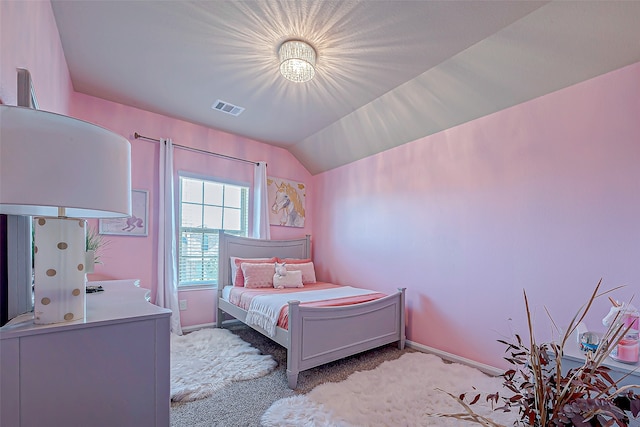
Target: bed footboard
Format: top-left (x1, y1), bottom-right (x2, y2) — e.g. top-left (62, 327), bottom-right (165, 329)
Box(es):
top-left (286, 287), bottom-right (406, 389)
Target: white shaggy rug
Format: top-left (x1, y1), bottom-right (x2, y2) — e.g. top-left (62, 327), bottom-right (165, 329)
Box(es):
top-left (262, 352), bottom-right (517, 427)
top-left (170, 328), bottom-right (277, 403)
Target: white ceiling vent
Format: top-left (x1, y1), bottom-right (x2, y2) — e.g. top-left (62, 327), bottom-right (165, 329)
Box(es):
top-left (212, 99), bottom-right (245, 116)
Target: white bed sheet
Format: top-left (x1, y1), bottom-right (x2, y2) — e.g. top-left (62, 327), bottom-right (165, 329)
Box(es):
top-left (222, 285), bottom-right (233, 301)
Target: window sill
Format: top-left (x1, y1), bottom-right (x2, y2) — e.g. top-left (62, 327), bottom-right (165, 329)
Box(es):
top-left (177, 285), bottom-right (216, 291)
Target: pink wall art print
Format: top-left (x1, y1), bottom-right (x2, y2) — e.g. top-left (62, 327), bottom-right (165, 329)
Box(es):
top-left (99, 189), bottom-right (148, 236)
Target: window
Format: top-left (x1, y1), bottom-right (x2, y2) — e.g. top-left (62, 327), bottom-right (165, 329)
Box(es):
top-left (179, 176), bottom-right (249, 286)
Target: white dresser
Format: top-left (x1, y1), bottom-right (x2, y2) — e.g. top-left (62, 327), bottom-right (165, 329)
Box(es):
top-left (560, 338), bottom-right (640, 388)
top-left (0, 279), bottom-right (172, 427)
top-left (559, 338), bottom-right (640, 427)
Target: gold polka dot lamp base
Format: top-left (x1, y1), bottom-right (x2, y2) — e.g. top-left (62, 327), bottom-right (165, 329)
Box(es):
top-left (33, 216), bottom-right (87, 324)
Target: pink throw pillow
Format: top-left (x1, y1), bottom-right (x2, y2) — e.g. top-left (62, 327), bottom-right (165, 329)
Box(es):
top-left (233, 257), bottom-right (277, 286)
top-left (241, 262), bottom-right (276, 288)
top-left (279, 258), bottom-right (312, 264)
top-left (285, 261), bottom-right (316, 284)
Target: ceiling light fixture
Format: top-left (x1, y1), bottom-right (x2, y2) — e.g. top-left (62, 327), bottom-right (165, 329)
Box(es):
top-left (278, 40), bottom-right (316, 83)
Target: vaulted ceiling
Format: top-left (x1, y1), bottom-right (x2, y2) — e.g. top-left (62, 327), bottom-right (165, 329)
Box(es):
top-left (51, 1), bottom-right (640, 175)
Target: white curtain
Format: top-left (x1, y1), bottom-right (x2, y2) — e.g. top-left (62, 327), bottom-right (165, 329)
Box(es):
top-left (156, 138), bottom-right (183, 335)
top-left (252, 161), bottom-right (271, 239)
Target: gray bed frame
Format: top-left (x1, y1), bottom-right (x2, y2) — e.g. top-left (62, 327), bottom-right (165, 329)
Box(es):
top-left (215, 231), bottom-right (406, 389)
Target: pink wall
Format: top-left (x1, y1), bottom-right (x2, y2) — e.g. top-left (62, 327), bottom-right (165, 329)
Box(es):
top-left (311, 62), bottom-right (640, 368)
top-left (70, 93), bottom-right (313, 328)
top-left (0, 0), bottom-right (73, 111)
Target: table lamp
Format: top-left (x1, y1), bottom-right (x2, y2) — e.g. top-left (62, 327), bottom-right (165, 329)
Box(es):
top-left (0, 105), bottom-right (131, 324)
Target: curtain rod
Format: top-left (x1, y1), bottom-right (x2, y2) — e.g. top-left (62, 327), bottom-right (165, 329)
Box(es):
top-left (133, 132), bottom-right (258, 166)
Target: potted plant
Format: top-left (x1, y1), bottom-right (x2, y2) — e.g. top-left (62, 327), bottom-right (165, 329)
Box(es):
top-left (436, 279), bottom-right (639, 426)
top-left (86, 225), bottom-right (109, 266)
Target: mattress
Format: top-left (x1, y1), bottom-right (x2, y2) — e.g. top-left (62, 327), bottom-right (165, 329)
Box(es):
top-left (222, 283), bottom-right (386, 330)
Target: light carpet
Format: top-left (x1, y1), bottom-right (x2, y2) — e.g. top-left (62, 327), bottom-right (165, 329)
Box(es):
top-left (170, 328), bottom-right (277, 403)
top-left (262, 352), bottom-right (517, 427)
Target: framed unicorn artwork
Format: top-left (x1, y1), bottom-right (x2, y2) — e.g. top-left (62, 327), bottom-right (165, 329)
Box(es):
top-left (99, 189), bottom-right (148, 236)
top-left (267, 176), bottom-right (306, 228)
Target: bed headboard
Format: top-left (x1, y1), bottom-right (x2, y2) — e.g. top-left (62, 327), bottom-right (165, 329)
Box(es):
top-left (217, 231), bottom-right (310, 289)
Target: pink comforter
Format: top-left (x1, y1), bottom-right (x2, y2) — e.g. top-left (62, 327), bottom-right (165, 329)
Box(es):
top-left (226, 283), bottom-right (386, 330)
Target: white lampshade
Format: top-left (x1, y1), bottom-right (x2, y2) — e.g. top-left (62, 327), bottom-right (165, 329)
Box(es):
top-left (0, 105), bottom-right (132, 324)
top-left (0, 105), bottom-right (131, 218)
top-left (279, 40), bottom-right (316, 83)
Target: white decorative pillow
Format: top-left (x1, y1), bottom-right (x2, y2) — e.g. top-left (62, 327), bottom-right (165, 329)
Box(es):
top-left (273, 269), bottom-right (303, 289)
top-left (241, 262), bottom-right (276, 288)
top-left (285, 261), bottom-right (316, 284)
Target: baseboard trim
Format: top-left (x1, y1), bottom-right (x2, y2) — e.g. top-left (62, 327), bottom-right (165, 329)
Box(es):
top-left (181, 322), bottom-right (215, 333)
top-left (406, 340), bottom-right (503, 377)
top-left (181, 319), bottom-right (244, 333)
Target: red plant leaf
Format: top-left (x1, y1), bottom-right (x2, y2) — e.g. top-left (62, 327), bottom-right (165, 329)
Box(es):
top-left (570, 415), bottom-right (592, 427)
top-left (602, 419), bottom-right (615, 427)
top-left (486, 392), bottom-right (499, 403)
top-left (631, 398), bottom-right (640, 417)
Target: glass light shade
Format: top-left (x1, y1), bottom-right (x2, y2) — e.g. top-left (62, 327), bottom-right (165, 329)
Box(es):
top-left (279, 40), bottom-right (316, 83)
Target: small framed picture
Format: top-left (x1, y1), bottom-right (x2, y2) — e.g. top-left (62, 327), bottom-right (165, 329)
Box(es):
top-left (99, 189), bottom-right (148, 236)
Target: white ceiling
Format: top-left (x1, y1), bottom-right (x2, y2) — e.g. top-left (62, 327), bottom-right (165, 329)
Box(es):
top-left (51, 1), bottom-right (640, 175)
